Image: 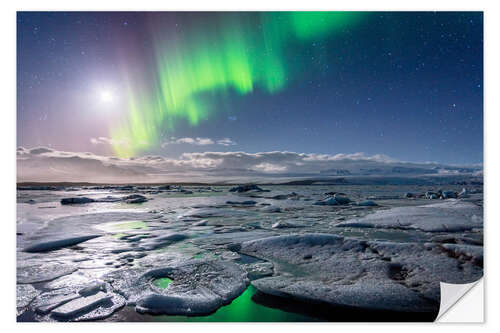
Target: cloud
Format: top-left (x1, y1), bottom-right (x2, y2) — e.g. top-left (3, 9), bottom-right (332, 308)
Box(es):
top-left (161, 137), bottom-right (236, 147)
top-left (216, 138), bottom-right (237, 146)
top-left (17, 146), bottom-right (482, 183)
top-left (177, 151), bottom-right (400, 174)
top-left (17, 147), bottom-right (29, 156)
top-left (179, 137), bottom-right (214, 145)
top-left (90, 137), bottom-right (129, 147)
top-left (252, 162), bottom-right (288, 173)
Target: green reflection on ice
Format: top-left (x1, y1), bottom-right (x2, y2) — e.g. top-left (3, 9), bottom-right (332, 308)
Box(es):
top-left (152, 285), bottom-right (318, 322)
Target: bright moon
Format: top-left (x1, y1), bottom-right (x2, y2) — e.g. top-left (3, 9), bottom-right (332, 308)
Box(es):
top-left (100, 90), bottom-right (114, 103)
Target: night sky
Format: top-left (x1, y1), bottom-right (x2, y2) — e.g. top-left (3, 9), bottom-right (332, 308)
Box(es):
top-left (17, 12), bottom-right (483, 165)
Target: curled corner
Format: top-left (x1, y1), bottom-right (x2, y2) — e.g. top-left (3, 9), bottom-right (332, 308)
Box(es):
top-left (435, 278), bottom-right (484, 322)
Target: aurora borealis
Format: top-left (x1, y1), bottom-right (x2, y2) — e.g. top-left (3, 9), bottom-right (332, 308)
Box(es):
top-left (111, 12), bottom-right (362, 157)
top-left (17, 12), bottom-right (483, 165)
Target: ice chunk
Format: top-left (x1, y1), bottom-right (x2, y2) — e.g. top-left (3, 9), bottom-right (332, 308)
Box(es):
top-left (226, 200), bottom-right (257, 206)
top-left (34, 292), bottom-right (81, 315)
top-left (108, 259), bottom-right (248, 316)
top-left (50, 291), bottom-right (111, 319)
top-left (78, 281), bottom-right (107, 296)
top-left (141, 233), bottom-right (188, 250)
top-left (313, 197), bottom-right (338, 206)
top-left (355, 200), bottom-right (378, 206)
top-left (336, 200), bottom-right (482, 232)
top-left (17, 263), bottom-right (77, 284)
top-left (240, 233), bottom-right (482, 314)
top-left (60, 197), bottom-right (95, 205)
top-left (17, 284), bottom-right (40, 311)
top-left (23, 235), bottom-right (101, 252)
top-left (229, 184), bottom-right (268, 193)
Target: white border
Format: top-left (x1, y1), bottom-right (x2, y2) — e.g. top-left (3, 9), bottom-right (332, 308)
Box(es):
top-left (2, 0), bottom-right (497, 331)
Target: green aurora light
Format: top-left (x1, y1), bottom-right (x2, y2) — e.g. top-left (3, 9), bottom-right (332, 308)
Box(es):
top-left (111, 12), bottom-right (362, 157)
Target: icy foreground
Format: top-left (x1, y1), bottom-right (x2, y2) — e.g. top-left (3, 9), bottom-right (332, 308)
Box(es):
top-left (16, 184), bottom-right (483, 321)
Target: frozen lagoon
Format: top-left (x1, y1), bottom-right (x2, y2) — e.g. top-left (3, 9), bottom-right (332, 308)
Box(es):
top-left (16, 184), bottom-right (483, 322)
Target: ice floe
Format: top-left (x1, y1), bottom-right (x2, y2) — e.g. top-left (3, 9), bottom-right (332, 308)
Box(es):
top-left (336, 200), bottom-right (482, 232)
top-left (17, 263), bottom-right (77, 284)
top-left (239, 233), bottom-right (482, 314)
top-left (23, 235), bottom-right (101, 253)
top-left (106, 259), bottom-right (248, 315)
